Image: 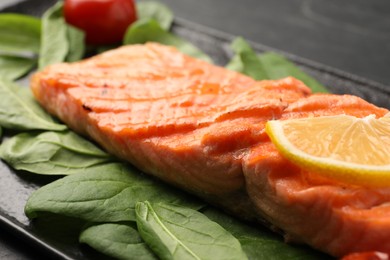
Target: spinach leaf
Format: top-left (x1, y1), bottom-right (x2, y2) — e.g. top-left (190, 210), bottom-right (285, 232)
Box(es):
top-left (203, 208), bottom-right (330, 260)
top-left (137, 1), bottom-right (174, 31)
top-left (79, 223), bottom-right (157, 260)
top-left (39, 131), bottom-right (108, 156)
top-left (25, 162), bottom-right (203, 222)
top-left (136, 202), bottom-right (247, 260)
top-left (123, 19), bottom-right (212, 63)
top-left (65, 24), bottom-right (85, 62)
top-left (39, 2), bottom-right (69, 69)
top-left (226, 37), bottom-right (268, 80)
top-left (259, 52), bottom-right (328, 93)
top-left (0, 79), bottom-right (66, 130)
top-left (0, 13), bottom-right (41, 54)
top-left (226, 37), bottom-right (328, 93)
top-left (0, 55), bottom-right (36, 80)
top-left (0, 131), bottom-right (112, 175)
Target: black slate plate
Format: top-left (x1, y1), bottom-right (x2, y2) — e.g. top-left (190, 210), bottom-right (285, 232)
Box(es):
top-left (1, 0), bottom-right (390, 259)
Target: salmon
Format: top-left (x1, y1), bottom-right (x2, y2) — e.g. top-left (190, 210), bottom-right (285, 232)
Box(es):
top-left (31, 43), bottom-right (390, 257)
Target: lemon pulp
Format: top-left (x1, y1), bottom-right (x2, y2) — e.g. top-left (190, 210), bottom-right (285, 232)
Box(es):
top-left (265, 113), bottom-right (390, 187)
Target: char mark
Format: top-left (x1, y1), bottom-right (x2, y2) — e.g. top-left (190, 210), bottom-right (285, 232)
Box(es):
top-left (82, 104), bottom-right (93, 112)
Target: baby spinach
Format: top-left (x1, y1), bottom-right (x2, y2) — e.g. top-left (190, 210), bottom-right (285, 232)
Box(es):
top-left (0, 79), bottom-right (66, 130)
top-left (226, 37), bottom-right (268, 80)
top-left (0, 3), bottom-right (85, 72)
top-left (0, 55), bottom-right (36, 81)
top-left (25, 163), bottom-right (203, 222)
top-left (259, 52), bottom-right (328, 93)
top-left (79, 223), bottom-right (157, 260)
top-left (123, 19), bottom-right (212, 63)
top-left (137, 1), bottom-right (174, 31)
top-left (39, 2), bottom-right (69, 69)
top-left (136, 202), bottom-right (248, 260)
top-left (0, 131), bottom-right (112, 175)
top-left (226, 37), bottom-right (328, 93)
top-left (39, 2), bottom-right (85, 69)
top-left (203, 208), bottom-right (330, 260)
top-left (65, 24), bottom-right (85, 62)
top-left (0, 13), bottom-right (41, 54)
top-left (38, 130), bottom-right (108, 156)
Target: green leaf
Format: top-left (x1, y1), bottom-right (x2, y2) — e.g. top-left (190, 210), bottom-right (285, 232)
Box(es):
top-left (259, 52), bottom-right (328, 93)
top-left (203, 208), bottom-right (330, 260)
top-left (226, 37), bottom-right (328, 93)
top-left (25, 163), bottom-right (203, 222)
top-left (65, 24), bottom-right (85, 62)
top-left (0, 131), bottom-right (112, 175)
top-left (0, 79), bottom-right (66, 130)
top-left (39, 2), bottom-right (69, 69)
top-left (79, 223), bottom-right (157, 260)
top-left (0, 55), bottom-right (36, 80)
top-left (137, 1), bottom-right (174, 30)
top-left (0, 13), bottom-right (41, 54)
top-left (226, 37), bottom-right (267, 80)
top-left (136, 202), bottom-right (247, 260)
top-left (123, 19), bottom-right (212, 63)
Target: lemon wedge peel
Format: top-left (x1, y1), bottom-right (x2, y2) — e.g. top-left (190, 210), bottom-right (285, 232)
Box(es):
top-left (265, 114), bottom-right (390, 187)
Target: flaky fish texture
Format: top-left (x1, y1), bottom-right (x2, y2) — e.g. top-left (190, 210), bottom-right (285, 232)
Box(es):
top-left (31, 43), bottom-right (390, 257)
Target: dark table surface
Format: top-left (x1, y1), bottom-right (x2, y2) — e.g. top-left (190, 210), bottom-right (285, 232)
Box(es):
top-left (0, 0), bottom-right (390, 259)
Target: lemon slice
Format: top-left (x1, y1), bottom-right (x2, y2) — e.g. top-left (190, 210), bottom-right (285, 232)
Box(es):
top-left (265, 113), bottom-right (390, 187)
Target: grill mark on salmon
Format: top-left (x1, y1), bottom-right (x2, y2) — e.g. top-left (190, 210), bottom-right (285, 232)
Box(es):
top-left (31, 43), bottom-right (390, 257)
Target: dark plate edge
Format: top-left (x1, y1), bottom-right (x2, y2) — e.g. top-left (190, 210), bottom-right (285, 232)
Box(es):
top-left (0, 212), bottom-right (74, 259)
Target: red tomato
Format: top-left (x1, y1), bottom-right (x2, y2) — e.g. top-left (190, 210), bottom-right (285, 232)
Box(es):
top-left (342, 251), bottom-right (389, 260)
top-left (64, 0), bottom-right (137, 45)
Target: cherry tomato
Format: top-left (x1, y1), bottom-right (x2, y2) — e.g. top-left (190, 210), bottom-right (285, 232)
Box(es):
top-left (64, 0), bottom-right (137, 45)
top-left (342, 251), bottom-right (389, 260)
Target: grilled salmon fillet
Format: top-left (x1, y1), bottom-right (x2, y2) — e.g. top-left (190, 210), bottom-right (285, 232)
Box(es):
top-left (31, 43), bottom-right (390, 257)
